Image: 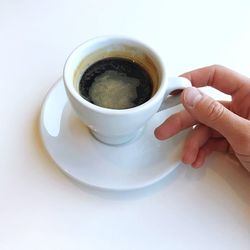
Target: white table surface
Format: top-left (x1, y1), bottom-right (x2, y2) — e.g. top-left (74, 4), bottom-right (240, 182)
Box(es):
top-left (1, 0), bottom-right (250, 249)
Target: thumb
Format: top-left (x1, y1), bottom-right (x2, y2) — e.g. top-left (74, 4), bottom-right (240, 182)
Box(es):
top-left (181, 87), bottom-right (250, 152)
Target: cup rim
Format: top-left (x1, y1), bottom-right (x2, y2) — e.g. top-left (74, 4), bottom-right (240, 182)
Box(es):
top-left (63, 35), bottom-right (167, 115)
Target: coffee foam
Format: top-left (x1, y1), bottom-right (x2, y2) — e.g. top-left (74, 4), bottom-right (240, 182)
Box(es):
top-left (89, 70), bottom-right (140, 109)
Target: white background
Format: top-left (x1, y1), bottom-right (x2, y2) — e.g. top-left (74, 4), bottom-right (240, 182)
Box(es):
top-left (1, 0), bottom-right (250, 249)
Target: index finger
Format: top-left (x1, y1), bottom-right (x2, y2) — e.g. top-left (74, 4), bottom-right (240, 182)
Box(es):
top-left (181, 65), bottom-right (249, 95)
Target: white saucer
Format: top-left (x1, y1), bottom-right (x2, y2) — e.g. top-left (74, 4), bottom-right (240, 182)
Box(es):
top-left (40, 79), bottom-right (189, 191)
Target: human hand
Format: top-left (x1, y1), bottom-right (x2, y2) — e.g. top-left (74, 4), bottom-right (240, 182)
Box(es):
top-left (155, 65), bottom-right (250, 171)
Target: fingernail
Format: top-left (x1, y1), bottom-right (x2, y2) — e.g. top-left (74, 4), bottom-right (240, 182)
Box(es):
top-left (184, 87), bottom-right (202, 108)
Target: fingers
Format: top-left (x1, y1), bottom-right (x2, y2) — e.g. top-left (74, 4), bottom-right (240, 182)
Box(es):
top-left (154, 110), bottom-right (197, 140)
top-left (181, 123), bottom-right (230, 168)
top-left (181, 87), bottom-right (250, 154)
top-left (191, 138), bottom-right (230, 168)
top-left (154, 100), bottom-right (229, 140)
top-left (155, 65), bottom-right (250, 171)
top-left (182, 125), bottom-right (212, 165)
top-left (181, 65), bottom-right (248, 95)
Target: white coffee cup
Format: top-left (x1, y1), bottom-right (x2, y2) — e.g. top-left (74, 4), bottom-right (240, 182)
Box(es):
top-left (63, 36), bottom-right (191, 145)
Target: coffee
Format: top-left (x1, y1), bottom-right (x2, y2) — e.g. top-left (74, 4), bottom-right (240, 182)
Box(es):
top-left (78, 57), bottom-right (153, 109)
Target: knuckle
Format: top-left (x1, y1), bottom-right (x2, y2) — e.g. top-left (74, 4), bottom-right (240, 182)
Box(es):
top-left (208, 64), bottom-right (225, 87)
top-left (206, 100), bottom-right (225, 122)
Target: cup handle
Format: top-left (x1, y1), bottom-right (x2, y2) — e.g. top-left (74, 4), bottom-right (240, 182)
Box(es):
top-left (158, 76), bottom-right (192, 112)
